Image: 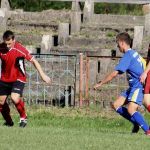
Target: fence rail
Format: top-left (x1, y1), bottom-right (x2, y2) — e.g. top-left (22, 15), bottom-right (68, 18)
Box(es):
top-left (42, 0), bottom-right (150, 4)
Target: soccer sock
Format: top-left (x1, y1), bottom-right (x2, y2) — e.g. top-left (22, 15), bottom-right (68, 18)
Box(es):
top-left (15, 99), bottom-right (27, 119)
top-left (116, 106), bottom-right (137, 125)
top-left (131, 111), bottom-right (149, 132)
top-left (0, 104), bottom-right (2, 112)
top-left (1, 102), bottom-right (13, 124)
top-left (147, 105), bottom-right (150, 112)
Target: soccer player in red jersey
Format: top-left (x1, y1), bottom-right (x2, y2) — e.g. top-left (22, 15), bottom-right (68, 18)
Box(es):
top-left (0, 30), bottom-right (51, 127)
top-left (140, 55), bottom-right (150, 113)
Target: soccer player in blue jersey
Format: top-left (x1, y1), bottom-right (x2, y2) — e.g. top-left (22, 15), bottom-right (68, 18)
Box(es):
top-left (93, 32), bottom-right (150, 135)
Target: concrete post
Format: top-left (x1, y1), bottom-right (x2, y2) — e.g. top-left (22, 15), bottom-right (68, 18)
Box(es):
top-left (72, 0), bottom-right (81, 12)
top-left (41, 35), bottom-right (53, 53)
top-left (83, 0), bottom-right (94, 22)
top-left (145, 13), bottom-right (150, 35)
top-left (0, 9), bottom-right (7, 32)
top-left (1, 0), bottom-right (10, 10)
top-left (71, 11), bottom-right (81, 34)
top-left (0, 0), bottom-right (11, 32)
top-left (26, 45), bottom-right (37, 54)
top-left (133, 26), bottom-right (144, 51)
top-left (143, 4), bottom-right (150, 35)
top-left (65, 86), bottom-right (69, 107)
top-left (58, 22), bottom-right (69, 45)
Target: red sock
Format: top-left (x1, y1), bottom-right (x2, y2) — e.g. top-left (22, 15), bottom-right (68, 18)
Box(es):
top-left (0, 104), bottom-right (3, 112)
top-left (147, 105), bottom-right (150, 112)
top-left (1, 102), bottom-right (13, 124)
top-left (15, 99), bottom-right (27, 119)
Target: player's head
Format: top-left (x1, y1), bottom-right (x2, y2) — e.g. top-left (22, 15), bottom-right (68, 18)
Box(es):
top-left (116, 32), bottom-right (132, 53)
top-left (3, 30), bottom-right (15, 49)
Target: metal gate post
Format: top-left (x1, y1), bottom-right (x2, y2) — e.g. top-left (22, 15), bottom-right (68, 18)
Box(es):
top-left (85, 56), bottom-right (90, 106)
top-left (79, 53), bottom-right (83, 107)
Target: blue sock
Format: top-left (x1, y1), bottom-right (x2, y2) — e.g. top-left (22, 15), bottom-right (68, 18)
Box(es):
top-left (116, 106), bottom-right (137, 125)
top-left (131, 111), bottom-right (149, 132)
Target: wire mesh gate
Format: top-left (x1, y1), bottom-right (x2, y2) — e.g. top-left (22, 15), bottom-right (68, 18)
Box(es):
top-left (24, 54), bottom-right (77, 107)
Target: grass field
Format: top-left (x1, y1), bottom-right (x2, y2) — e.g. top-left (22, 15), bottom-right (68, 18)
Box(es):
top-left (0, 106), bottom-right (150, 150)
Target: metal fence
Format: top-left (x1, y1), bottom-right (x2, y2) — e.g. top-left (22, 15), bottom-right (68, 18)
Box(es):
top-left (1, 52), bottom-right (135, 108)
top-left (23, 54), bottom-right (77, 107)
top-left (0, 52), bottom-right (138, 109)
top-left (79, 54), bottom-right (129, 108)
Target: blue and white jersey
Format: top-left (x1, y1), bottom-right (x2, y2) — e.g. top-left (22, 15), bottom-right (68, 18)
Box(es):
top-left (115, 49), bottom-right (146, 88)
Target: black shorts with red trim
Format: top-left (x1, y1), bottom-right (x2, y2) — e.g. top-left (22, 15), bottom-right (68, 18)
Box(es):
top-left (0, 80), bottom-right (25, 96)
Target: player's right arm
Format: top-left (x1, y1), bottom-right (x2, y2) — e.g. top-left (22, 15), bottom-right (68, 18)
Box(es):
top-left (93, 70), bottom-right (119, 90)
top-left (140, 62), bottom-right (150, 83)
top-left (16, 43), bottom-right (51, 84)
top-left (93, 52), bottom-right (131, 90)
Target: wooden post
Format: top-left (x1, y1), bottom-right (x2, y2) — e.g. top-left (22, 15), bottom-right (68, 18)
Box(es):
top-left (79, 53), bottom-right (83, 107)
top-left (85, 56), bottom-right (90, 106)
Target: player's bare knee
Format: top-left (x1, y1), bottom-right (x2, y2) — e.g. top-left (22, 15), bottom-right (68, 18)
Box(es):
top-left (127, 106), bottom-right (136, 115)
top-left (0, 100), bottom-right (5, 105)
top-left (0, 97), bottom-right (7, 105)
top-left (112, 102), bottom-right (119, 110)
top-left (10, 95), bottom-right (20, 104)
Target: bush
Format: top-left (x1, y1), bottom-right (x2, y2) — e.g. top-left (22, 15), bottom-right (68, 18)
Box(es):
top-left (11, 1), bottom-right (143, 15)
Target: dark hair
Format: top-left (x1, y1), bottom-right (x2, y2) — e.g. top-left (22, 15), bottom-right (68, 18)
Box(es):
top-left (116, 32), bottom-right (132, 46)
top-left (3, 30), bottom-right (15, 41)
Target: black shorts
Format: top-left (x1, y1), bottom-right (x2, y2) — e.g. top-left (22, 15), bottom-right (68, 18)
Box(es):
top-left (0, 80), bottom-right (25, 96)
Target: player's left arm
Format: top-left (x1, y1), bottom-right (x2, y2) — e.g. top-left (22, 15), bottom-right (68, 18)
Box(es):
top-left (32, 58), bottom-right (51, 84)
top-left (18, 43), bottom-right (51, 84)
top-left (93, 70), bottom-right (119, 90)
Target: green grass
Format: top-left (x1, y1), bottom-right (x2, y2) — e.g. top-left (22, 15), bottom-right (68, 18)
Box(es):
top-left (106, 31), bottom-right (116, 38)
top-left (0, 106), bottom-right (150, 150)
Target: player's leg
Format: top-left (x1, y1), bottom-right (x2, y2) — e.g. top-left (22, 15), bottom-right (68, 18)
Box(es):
top-left (127, 88), bottom-right (150, 135)
top-left (11, 93), bottom-right (27, 127)
top-left (0, 95), bottom-right (7, 111)
top-left (1, 100), bottom-right (14, 126)
top-left (128, 102), bottom-right (150, 135)
top-left (0, 81), bottom-right (13, 126)
top-left (143, 94), bottom-right (150, 112)
top-left (11, 81), bottom-right (27, 127)
top-left (112, 96), bottom-right (137, 126)
top-left (0, 96), bottom-right (14, 126)
top-left (143, 72), bottom-right (150, 112)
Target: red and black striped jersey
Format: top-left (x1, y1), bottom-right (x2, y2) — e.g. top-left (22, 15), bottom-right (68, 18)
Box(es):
top-left (0, 42), bottom-right (34, 82)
